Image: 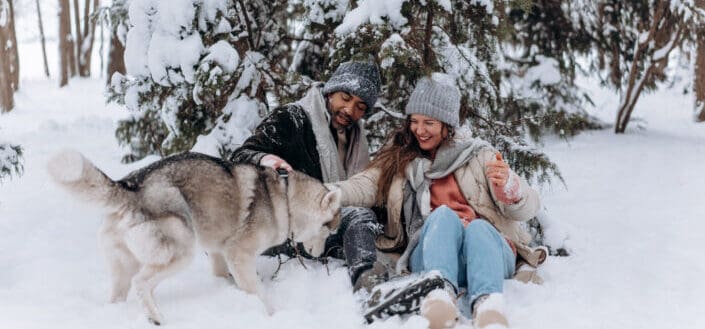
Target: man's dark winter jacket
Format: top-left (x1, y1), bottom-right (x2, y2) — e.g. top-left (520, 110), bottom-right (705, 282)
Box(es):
top-left (230, 104), bottom-right (324, 181)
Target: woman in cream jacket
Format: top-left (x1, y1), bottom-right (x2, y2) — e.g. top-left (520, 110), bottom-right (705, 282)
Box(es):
top-left (332, 77), bottom-right (546, 329)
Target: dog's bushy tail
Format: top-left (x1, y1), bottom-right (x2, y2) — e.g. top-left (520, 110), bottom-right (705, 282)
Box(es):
top-left (48, 150), bottom-right (131, 208)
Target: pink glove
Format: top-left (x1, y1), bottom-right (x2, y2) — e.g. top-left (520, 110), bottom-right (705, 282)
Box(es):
top-left (259, 154), bottom-right (293, 172)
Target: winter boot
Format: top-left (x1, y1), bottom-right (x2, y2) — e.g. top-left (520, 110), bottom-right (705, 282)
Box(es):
top-left (472, 293), bottom-right (509, 328)
top-left (419, 279), bottom-right (458, 329)
top-left (513, 262), bottom-right (543, 285)
top-left (353, 261), bottom-right (389, 293)
top-left (363, 271), bottom-right (445, 323)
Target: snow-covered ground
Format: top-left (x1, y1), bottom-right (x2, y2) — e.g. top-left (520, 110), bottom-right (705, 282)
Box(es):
top-left (2, 44), bottom-right (705, 329)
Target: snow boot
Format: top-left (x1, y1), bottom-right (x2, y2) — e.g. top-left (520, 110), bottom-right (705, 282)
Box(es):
top-left (419, 279), bottom-right (458, 329)
top-left (354, 261), bottom-right (389, 293)
top-left (363, 271), bottom-right (445, 323)
top-left (472, 293), bottom-right (509, 328)
top-left (513, 262), bottom-right (543, 285)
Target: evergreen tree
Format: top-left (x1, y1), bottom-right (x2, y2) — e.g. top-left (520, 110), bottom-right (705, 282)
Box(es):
top-left (109, 0), bottom-right (702, 177)
top-left (107, 0), bottom-right (605, 185)
top-left (501, 0), bottom-right (604, 141)
top-left (328, 0), bottom-right (574, 185)
top-left (107, 0), bottom-right (295, 162)
top-left (105, 0), bottom-right (129, 84)
top-left (573, 0), bottom-right (704, 133)
top-left (0, 140), bottom-right (22, 182)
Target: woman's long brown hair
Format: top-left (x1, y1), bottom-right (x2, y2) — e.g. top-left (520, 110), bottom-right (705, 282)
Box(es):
top-left (368, 117), bottom-right (453, 206)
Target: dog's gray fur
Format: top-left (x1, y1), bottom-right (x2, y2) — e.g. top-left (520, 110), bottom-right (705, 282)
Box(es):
top-left (48, 150), bottom-right (341, 325)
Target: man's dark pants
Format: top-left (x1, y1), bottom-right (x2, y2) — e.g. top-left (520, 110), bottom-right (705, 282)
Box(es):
top-left (264, 207), bottom-right (381, 285)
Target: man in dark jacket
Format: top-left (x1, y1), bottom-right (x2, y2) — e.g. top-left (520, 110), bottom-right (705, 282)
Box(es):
top-left (230, 61), bottom-right (385, 292)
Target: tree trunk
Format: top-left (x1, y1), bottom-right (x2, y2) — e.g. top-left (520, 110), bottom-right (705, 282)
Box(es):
top-left (72, 0), bottom-right (82, 75)
top-left (0, 0), bottom-right (14, 112)
top-left (697, 33), bottom-right (705, 122)
top-left (59, 0), bottom-right (72, 86)
top-left (616, 27), bottom-right (682, 133)
top-left (36, 0), bottom-right (50, 77)
top-left (423, 7), bottom-right (434, 68)
top-left (615, 2), bottom-right (670, 133)
top-left (107, 26), bottom-right (126, 84)
top-left (695, 0), bottom-right (705, 122)
top-left (77, 0), bottom-right (98, 77)
top-left (7, 0), bottom-right (18, 91)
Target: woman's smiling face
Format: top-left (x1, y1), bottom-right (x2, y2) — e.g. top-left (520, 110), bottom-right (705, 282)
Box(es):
top-left (409, 114), bottom-right (448, 154)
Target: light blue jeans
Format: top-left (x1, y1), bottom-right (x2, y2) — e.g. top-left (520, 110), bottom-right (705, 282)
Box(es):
top-left (410, 206), bottom-right (516, 307)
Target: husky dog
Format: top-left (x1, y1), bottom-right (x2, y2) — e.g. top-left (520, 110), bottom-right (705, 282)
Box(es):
top-left (48, 150), bottom-right (341, 325)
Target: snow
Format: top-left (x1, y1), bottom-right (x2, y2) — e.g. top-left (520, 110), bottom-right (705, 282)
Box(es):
top-left (125, 0), bottom-right (157, 77)
top-left (502, 172), bottom-right (521, 201)
top-left (421, 287), bottom-right (454, 307)
top-left (201, 0), bottom-right (229, 23)
top-left (524, 56), bottom-right (562, 85)
top-left (214, 18), bottom-right (232, 35)
top-left (0, 0), bottom-right (8, 27)
top-left (147, 32), bottom-right (204, 85)
top-left (236, 51), bottom-right (267, 97)
top-left (335, 0), bottom-right (408, 35)
top-left (652, 33), bottom-right (678, 61)
top-left (191, 95), bottom-right (262, 156)
top-left (46, 150), bottom-right (85, 183)
top-left (125, 0), bottom-right (206, 85)
top-left (156, 0), bottom-right (196, 36)
top-left (474, 293), bottom-right (505, 313)
top-left (2, 28), bottom-right (705, 329)
top-left (202, 40), bottom-right (240, 74)
top-left (4, 72), bottom-right (704, 329)
top-left (305, 0), bottom-right (350, 24)
top-left (379, 33), bottom-right (406, 69)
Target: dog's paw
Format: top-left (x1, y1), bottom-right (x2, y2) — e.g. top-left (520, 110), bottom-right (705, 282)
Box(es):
top-left (264, 302), bottom-right (275, 316)
top-left (148, 317), bottom-right (162, 326)
top-left (146, 312), bottom-right (164, 326)
top-left (108, 294), bottom-right (127, 304)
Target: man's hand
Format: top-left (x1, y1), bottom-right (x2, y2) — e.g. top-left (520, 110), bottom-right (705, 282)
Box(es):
top-left (486, 152), bottom-right (510, 188)
top-left (259, 154), bottom-right (293, 172)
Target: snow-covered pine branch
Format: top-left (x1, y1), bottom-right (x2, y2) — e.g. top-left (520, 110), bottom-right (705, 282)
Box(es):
top-left (0, 141), bottom-right (22, 182)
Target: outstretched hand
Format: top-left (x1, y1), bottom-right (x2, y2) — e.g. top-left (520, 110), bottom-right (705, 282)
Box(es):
top-left (485, 152), bottom-right (510, 188)
top-left (260, 154), bottom-right (293, 172)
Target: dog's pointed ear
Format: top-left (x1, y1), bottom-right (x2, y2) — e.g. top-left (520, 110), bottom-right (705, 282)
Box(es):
top-left (321, 188), bottom-right (341, 209)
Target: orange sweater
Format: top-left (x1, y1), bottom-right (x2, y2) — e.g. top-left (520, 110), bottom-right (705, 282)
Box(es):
top-left (430, 175), bottom-right (476, 226)
top-left (430, 174), bottom-right (517, 254)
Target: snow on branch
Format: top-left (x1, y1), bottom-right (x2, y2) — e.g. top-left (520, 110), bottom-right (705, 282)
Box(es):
top-left (0, 142), bottom-right (22, 182)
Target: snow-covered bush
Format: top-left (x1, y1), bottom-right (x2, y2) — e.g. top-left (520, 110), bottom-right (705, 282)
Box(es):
top-left (569, 0), bottom-right (704, 132)
top-left (0, 141), bottom-right (22, 182)
top-left (502, 0), bottom-right (605, 141)
top-left (107, 0), bottom-right (703, 186)
top-left (328, 0), bottom-right (578, 184)
top-left (107, 0), bottom-right (295, 162)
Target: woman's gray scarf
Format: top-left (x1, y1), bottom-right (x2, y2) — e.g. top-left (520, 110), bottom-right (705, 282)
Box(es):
top-left (296, 85), bottom-right (370, 183)
top-left (395, 135), bottom-right (492, 274)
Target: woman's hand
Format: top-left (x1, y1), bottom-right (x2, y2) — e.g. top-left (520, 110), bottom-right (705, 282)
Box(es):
top-left (486, 152), bottom-right (521, 204)
top-left (486, 152), bottom-right (510, 188)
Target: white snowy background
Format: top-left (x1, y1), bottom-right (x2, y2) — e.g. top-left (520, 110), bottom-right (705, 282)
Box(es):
top-left (2, 2), bottom-right (705, 329)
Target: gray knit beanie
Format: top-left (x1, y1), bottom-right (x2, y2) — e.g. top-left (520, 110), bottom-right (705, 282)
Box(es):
top-left (405, 77), bottom-right (460, 127)
top-left (322, 61), bottom-right (381, 110)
